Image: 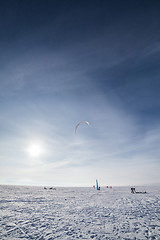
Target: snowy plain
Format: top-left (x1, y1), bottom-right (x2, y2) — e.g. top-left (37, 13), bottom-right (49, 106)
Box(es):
top-left (0, 185), bottom-right (159, 239)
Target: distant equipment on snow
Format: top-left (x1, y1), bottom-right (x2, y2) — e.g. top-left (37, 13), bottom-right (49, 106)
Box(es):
top-left (131, 187), bottom-right (147, 194)
top-left (44, 187), bottom-right (56, 190)
top-left (106, 185), bottom-right (112, 189)
top-left (75, 121), bottom-right (90, 133)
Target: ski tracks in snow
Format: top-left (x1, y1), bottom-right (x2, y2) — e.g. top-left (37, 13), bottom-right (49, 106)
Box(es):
top-left (0, 185), bottom-right (160, 239)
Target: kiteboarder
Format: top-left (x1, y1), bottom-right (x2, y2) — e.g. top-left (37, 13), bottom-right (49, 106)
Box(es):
top-left (131, 187), bottom-right (136, 194)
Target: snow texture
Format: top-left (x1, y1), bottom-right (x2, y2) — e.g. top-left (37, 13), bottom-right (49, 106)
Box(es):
top-left (0, 185), bottom-right (160, 239)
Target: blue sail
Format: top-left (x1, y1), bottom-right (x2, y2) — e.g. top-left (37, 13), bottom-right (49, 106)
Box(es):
top-left (96, 179), bottom-right (99, 190)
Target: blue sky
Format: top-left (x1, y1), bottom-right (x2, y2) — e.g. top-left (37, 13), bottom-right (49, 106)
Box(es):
top-left (0, 0), bottom-right (160, 186)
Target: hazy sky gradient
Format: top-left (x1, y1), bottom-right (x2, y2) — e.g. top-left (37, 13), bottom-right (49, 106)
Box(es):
top-left (0, 0), bottom-right (160, 186)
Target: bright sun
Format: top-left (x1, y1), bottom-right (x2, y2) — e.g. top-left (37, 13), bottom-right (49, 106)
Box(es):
top-left (27, 144), bottom-right (43, 157)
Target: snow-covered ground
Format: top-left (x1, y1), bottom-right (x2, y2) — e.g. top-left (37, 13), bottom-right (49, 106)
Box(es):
top-left (0, 185), bottom-right (159, 239)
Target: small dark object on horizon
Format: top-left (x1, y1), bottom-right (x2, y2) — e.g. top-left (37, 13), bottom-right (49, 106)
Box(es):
top-left (44, 187), bottom-right (56, 190)
top-left (131, 187), bottom-right (147, 194)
